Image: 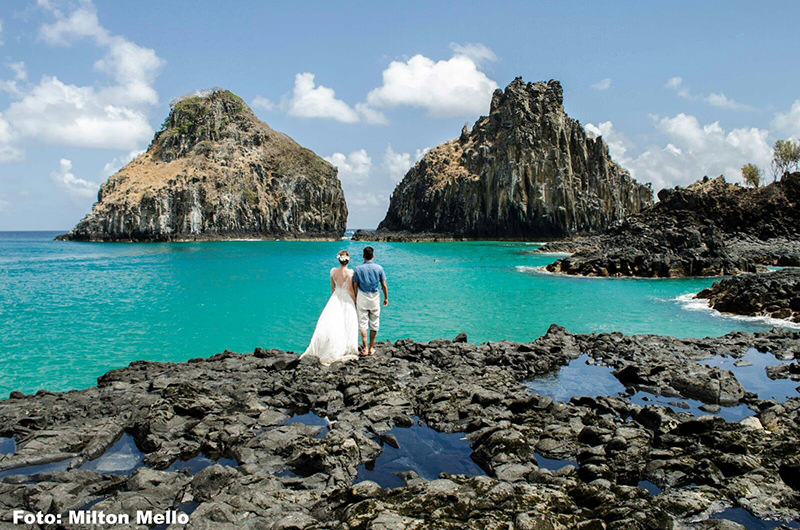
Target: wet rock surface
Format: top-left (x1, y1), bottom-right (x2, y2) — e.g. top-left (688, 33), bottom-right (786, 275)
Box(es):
top-left (360, 78), bottom-right (652, 241)
top-left (543, 173), bottom-right (800, 277)
top-left (1, 326), bottom-right (799, 528)
top-left (697, 269), bottom-right (800, 323)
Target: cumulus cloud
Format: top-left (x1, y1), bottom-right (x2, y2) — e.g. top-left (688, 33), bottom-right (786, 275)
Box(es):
top-left (284, 73), bottom-right (359, 123)
top-left (354, 102), bottom-right (388, 125)
top-left (0, 113), bottom-right (23, 162)
top-left (591, 78), bottom-right (611, 91)
top-left (51, 158), bottom-right (100, 198)
top-left (324, 149), bottom-right (372, 183)
top-left (772, 99), bottom-right (800, 139)
top-left (0, 1), bottom-right (163, 154)
top-left (382, 145), bottom-right (429, 182)
top-left (252, 96), bottom-right (274, 111)
top-left (366, 44), bottom-right (499, 117)
top-left (665, 77), bottom-right (753, 111)
top-left (586, 115), bottom-right (772, 191)
top-left (383, 145), bottom-right (412, 182)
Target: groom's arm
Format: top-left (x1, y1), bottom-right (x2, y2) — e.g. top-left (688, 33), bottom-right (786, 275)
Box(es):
top-left (381, 281), bottom-right (388, 306)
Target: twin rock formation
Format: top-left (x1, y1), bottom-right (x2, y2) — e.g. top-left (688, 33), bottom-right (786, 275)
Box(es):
top-left (58, 90), bottom-right (347, 241)
top-left (59, 79), bottom-right (652, 242)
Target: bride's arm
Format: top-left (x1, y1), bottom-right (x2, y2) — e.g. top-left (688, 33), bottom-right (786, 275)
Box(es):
top-left (349, 271), bottom-right (358, 303)
top-left (330, 269), bottom-right (336, 295)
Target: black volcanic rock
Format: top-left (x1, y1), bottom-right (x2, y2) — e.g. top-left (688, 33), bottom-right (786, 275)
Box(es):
top-left (364, 78), bottom-right (652, 240)
top-left (2, 327), bottom-right (800, 527)
top-left (696, 269), bottom-right (800, 322)
top-left (546, 174), bottom-right (800, 277)
top-left (57, 89), bottom-right (348, 242)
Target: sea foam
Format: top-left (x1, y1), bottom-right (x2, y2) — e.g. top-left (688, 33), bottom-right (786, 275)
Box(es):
top-left (675, 293), bottom-right (800, 330)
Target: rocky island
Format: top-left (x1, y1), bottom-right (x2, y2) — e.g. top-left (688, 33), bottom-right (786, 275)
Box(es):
top-left (696, 268), bottom-right (800, 323)
top-left (544, 173), bottom-right (800, 277)
top-left (354, 78), bottom-right (653, 242)
top-left (2, 326), bottom-right (800, 529)
top-left (57, 89), bottom-right (348, 242)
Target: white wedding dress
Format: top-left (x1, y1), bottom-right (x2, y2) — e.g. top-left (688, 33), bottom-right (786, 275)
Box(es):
top-left (301, 268), bottom-right (359, 366)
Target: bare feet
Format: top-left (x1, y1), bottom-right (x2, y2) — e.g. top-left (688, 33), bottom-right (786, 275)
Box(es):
top-left (369, 346), bottom-right (375, 355)
top-left (359, 346), bottom-right (370, 356)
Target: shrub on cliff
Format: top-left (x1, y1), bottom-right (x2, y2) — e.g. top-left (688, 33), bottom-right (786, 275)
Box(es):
top-left (742, 163), bottom-right (761, 188)
top-left (772, 139), bottom-right (800, 181)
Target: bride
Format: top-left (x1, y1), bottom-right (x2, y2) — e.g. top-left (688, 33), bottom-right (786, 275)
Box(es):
top-left (300, 250), bottom-right (359, 365)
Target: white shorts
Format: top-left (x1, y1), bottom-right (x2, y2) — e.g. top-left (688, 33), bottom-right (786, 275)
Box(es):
top-left (357, 290), bottom-right (381, 331)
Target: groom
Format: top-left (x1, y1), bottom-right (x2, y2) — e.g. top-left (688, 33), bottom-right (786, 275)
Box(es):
top-left (352, 246), bottom-right (388, 356)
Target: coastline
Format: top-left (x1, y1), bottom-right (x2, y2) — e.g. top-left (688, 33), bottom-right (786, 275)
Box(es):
top-left (1, 326), bottom-right (799, 527)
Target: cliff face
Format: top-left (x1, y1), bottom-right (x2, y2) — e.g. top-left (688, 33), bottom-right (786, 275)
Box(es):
top-left (376, 78), bottom-right (652, 238)
top-left (58, 90), bottom-right (347, 241)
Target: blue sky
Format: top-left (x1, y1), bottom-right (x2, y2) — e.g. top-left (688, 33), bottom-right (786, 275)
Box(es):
top-left (1, 1), bottom-right (799, 230)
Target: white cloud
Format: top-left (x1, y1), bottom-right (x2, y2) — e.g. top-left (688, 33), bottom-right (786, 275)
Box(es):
top-left (0, 113), bottom-right (23, 162)
top-left (284, 72), bottom-right (359, 123)
top-left (324, 149), bottom-right (372, 183)
top-left (52, 158), bottom-right (99, 198)
top-left (354, 102), bottom-right (388, 125)
top-left (7, 76), bottom-right (154, 149)
top-left (591, 78), bottom-right (611, 91)
top-left (366, 45), bottom-right (498, 117)
top-left (101, 148), bottom-right (143, 177)
top-left (252, 96), bottom-right (274, 111)
top-left (0, 1), bottom-right (163, 153)
top-left (0, 196), bottom-right (9, 213)
top-left (346, 190), bottom-right (389, 209)
top-left (383, 145), bottom-right (412, 182)
top-left (0, 62), bottom-right (28, 96)
top-left (448, 42), bottom-right (497, 66)
top-left (665, 77), bottom-right (752, 111)
top-left (772, 99), bottom-right (800, 140)
top-left (587, 115), bottom-right (772, 191)
top-left (0, 20), bottom-right (4, 46)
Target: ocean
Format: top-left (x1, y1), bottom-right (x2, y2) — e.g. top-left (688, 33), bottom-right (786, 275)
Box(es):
top-left (0, 231), bottom-right (786, 396)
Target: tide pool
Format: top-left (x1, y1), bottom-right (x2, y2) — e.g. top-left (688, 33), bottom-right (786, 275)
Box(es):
top-left (0, 231), bottom-right (780, 396)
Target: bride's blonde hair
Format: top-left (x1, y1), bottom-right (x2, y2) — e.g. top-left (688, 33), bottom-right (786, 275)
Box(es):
top-left (337, 250), bottom-right (350, 264)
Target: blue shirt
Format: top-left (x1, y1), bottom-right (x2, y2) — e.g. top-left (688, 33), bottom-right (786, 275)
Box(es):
top-left (353, 261), bottom-right (386, 293)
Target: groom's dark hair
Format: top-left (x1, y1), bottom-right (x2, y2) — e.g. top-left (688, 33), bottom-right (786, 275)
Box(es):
top-left (363, 246), bottom-right (374, 260)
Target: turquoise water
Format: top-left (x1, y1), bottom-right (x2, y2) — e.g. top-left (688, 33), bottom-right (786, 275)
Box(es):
top-left (0, 231), bottom-right (777, 396)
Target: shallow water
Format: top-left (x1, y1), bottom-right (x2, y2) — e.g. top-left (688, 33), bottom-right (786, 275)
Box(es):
top-left (287, 411), bottom-right (330, 438)
top-left (525, 355), bottom-right (757, 421)
top-left (0, 458), bottom-right (70, 479)
top-left (710, 507), bottom-right (800, 529)
top-left (355, 419), bottom-right (485, 488)
top-left (533, 452), bottom-right (577, 470)
top-left (0, 437), bottom-right (14, 455)
top-left (524, 354), bottom-right (625, 402)
top-left (167, 454), bottom-right (237, 474)
top-left (0, 232), bottom-right (780, 396)
top-left (80, 434), bottom-right (144, 475)
top-left (628, 390), bottom-right (754, 422)
top-left (637, 480), bottom-right (662, 495)
top-left (700, 348), bottom-right (800, 402)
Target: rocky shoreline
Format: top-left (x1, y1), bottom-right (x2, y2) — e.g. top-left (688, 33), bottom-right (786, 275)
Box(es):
top-left (542, 174), bottom-right (800, 278)
top-left (2, 326), bottom-right (800, 529)
top-left (696, 269), bottom-right (800, 323)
